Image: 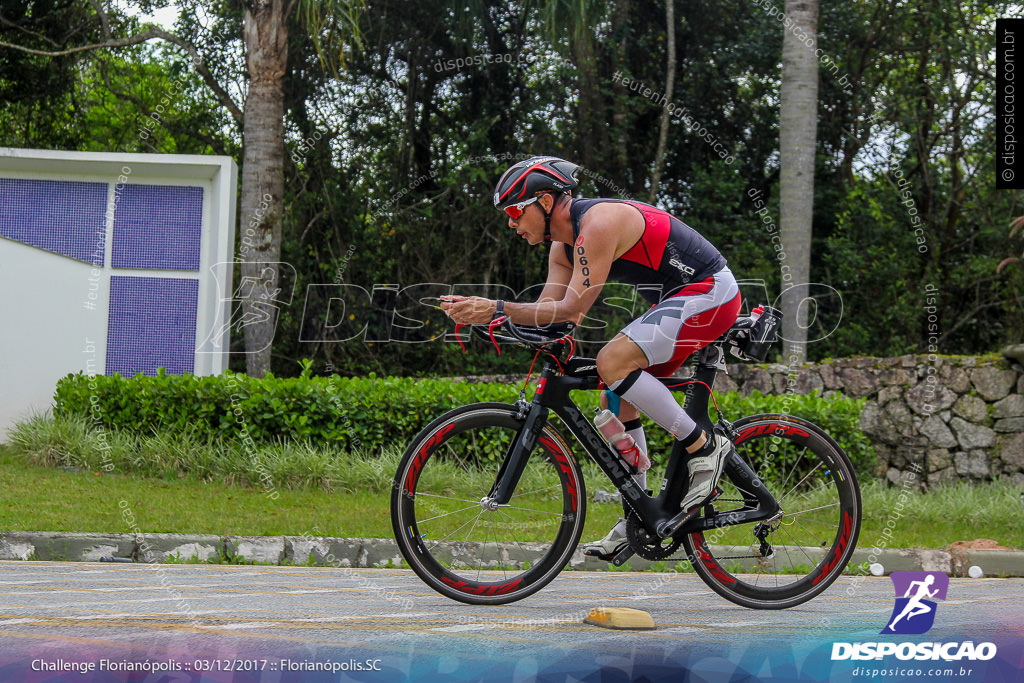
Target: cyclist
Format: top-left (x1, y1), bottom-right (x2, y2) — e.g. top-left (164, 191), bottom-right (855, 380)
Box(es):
top-left (441, 155), bottom-right (742, 561)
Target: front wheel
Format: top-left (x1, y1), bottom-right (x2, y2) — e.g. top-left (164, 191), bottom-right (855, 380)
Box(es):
top-left (681, 413), bottom-right (862, 609)
top-left (391, 403), bottom-right (587, 605)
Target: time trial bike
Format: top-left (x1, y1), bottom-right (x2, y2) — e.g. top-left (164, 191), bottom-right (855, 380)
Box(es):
top-left (390, 308), bottom-right (861, 609)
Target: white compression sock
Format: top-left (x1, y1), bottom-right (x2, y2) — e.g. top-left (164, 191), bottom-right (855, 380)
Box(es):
top-left (610, 369), bottom-right (700, 442)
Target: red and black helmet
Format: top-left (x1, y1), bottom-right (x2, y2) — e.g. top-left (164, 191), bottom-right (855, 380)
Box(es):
top-left (493, 156), bottom-right (580, 210)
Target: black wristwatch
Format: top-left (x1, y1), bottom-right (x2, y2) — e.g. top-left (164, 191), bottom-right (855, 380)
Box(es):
top-left (495, 299), bottom-right (505, 318)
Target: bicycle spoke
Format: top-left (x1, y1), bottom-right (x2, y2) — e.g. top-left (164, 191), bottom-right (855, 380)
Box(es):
top-left (774, 522), bottom-right (821, 568)
top-left (440, 442), bottom-right (475, 475)
top-left (487, 510), bottom-right (504, 582)
top-left (511, 483), bottom-right (561, 500)
top-left (416, 492), bottom-right (482, 505)
top-left (783, 478), bottom-right (833, 506)
top-left (781, 460), bottom-right (824, 502)
top-left (783, 502), bottom-right (839, 518)
top-left (434, 509), bottom-right (484, 548)
top-left (499, 504), bottom-right (564, 516)
top-left (776, 446), bottom-right (809, 497)
top-left (496, 508), bottom-right (544, 565)
top-left (468, 511), bottom-right (489, 581)
top-left (784, 514), bottom-right (838, 530)
top-left (788, 514), bottom-right (832, 551)
top-left (417, 503), bottom-right (482, 525)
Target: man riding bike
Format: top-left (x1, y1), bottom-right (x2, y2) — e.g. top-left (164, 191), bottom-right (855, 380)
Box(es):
top-left (440, 156), bottom-right (742, 561)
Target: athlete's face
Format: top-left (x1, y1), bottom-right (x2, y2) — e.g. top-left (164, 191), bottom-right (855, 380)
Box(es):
top-left (507, 195), bottom-right (547, 245)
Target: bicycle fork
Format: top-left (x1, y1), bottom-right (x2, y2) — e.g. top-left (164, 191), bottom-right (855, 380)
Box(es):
top-left (486, 399), bottom-right (550, 506)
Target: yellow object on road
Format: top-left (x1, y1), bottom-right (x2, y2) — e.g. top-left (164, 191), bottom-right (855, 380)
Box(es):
top-left (583, 607), bottom-right (656, 630)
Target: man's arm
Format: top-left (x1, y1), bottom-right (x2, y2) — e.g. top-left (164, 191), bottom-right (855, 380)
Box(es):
top-left (441, 205), bottom-right (627, 326)
top-left (440, 246), bottom-right (576, 325)
top-left (502, 220), bottom-right (615, 326)
top-left (532, 243), bottom-right (573, 304)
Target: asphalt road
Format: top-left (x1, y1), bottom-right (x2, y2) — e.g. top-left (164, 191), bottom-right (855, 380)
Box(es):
top-left (0, 561), bottom-right (1021, 682)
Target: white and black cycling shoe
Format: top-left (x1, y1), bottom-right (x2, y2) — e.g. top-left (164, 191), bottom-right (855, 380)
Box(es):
top-left (680, 432), bottom-right (732, 512)
top-left (582, 518), bottom-right (629, 561)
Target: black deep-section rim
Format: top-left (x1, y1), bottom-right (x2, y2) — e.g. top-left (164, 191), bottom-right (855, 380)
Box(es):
top-left (681, 413), bottom-right (862, 609)
top-left (390, 403), bottom-right (586, 605)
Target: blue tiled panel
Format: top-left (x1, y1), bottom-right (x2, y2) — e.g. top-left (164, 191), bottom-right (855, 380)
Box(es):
top-left (112, 185), bottom-right (203, 270)
top-left (0, 177), bottom-right (108, 265)
top-left (106, 276), bottom-right (197, 376)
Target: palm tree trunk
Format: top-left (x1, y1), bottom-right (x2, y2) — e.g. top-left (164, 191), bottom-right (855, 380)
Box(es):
top-left (240, 0), bottom-right (289, 377)
top-left (779, 0), bottom-right (818, 364)
top-left (649, 0), bottom-right (676, 203)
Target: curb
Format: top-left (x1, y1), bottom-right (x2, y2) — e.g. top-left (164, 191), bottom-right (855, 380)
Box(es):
top-left (0, 531), bottom-right (1021, 577)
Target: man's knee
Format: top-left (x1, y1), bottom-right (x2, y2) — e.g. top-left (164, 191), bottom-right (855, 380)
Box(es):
top-left (596, 337), bottom-right (645, 384)
top-left (595, 344), bottom-right (624, 383)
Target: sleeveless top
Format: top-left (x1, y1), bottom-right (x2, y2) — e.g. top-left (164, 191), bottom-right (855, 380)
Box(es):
top-left (565, 198), bottom-right (727, 304)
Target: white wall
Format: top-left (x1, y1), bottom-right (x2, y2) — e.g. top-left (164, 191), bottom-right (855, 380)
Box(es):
top-left (0, 148), bottom-right (238, 440)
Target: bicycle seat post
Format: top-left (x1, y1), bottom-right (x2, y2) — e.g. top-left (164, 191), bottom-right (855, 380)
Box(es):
top-left (682, 343), bottom-right (726, 439)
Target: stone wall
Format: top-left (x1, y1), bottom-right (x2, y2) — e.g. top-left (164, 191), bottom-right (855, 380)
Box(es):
top-left (717, 355), bottom-right (1024, 488)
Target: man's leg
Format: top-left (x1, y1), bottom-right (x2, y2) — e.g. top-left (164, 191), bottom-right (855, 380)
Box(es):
top-left (583, 336), bottom-right (715, 560)
top-left (600, 272), bottom-right (742, 510)
top-left (596, 335), bottom-right (708, 448)
top-left (583, 271), bottom-right (741, 559)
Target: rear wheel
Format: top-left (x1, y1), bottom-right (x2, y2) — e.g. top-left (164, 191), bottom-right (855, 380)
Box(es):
top-left (681, 414), bottom-right (861, 609)
top-left (391, 403), bottom-right (586, 605)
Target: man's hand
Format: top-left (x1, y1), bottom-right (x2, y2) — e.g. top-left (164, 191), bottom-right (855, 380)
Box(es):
top-left (440, 295), bottom-right (498, 325)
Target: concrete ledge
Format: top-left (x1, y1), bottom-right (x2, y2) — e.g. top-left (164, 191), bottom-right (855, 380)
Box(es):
top-left (225, 536), bottom-right (285, 565)
top-left (285, 536), bottom-right (361, 567)
top-left (137, 533), bottom-right (222, 563)
top-left (0, 531), bottom-right (1021, 576)
top-left (0, 532), bottom-right (135, 562)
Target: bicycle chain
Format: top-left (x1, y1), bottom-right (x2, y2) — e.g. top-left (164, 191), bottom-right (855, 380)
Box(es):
top-left (625, 511), bottom-right (683, 561)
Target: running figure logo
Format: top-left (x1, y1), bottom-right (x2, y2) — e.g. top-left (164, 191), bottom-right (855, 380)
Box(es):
top-left (881, 571), bottom-right (949, 635)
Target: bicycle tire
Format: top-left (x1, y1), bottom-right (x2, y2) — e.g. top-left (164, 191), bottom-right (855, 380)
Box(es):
top-left (681, 413), bottom-right (862, 609)
top-left (391, 403), bottom-right (586, 605)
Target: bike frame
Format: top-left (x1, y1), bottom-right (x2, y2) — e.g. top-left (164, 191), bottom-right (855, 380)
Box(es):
top-left (488, 342), bottom-right (781, 539)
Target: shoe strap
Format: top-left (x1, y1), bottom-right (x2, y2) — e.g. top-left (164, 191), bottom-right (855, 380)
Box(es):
top-left (687, 453), bottom-right (717, 475)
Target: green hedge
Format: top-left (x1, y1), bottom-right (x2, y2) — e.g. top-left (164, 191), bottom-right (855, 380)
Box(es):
top-left (54, 371), bottom-right (873, 477)
top-left (55, 370), bottom-right (519, 454)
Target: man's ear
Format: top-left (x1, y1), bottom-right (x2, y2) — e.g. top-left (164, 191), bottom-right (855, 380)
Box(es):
top-left (538, 192), bottom-right (555, 212)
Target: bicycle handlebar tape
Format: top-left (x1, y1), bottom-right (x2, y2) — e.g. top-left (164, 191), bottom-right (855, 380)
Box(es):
top-left (583, 607), bottom-right (656, 630)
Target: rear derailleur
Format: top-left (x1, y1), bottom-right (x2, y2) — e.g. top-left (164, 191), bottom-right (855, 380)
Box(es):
top-left (752, 510), bottom-right (784, 560)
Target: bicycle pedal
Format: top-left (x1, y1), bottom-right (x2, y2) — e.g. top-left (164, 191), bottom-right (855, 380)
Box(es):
top-left (584, 542), bottom-right (626, 561)
top-left (611, 545), bottom-right (635, 567)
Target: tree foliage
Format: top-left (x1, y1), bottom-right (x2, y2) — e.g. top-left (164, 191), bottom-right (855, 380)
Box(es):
top-left (2, 0), bottom-right (1020, 376)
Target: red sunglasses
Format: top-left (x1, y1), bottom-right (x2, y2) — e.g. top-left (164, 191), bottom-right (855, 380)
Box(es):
top-left (504, 196), bottom-right (538, 220)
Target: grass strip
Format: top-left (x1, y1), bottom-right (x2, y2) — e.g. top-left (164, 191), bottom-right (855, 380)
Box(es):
top-left (2, 416), bottom-right (1021, 550)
